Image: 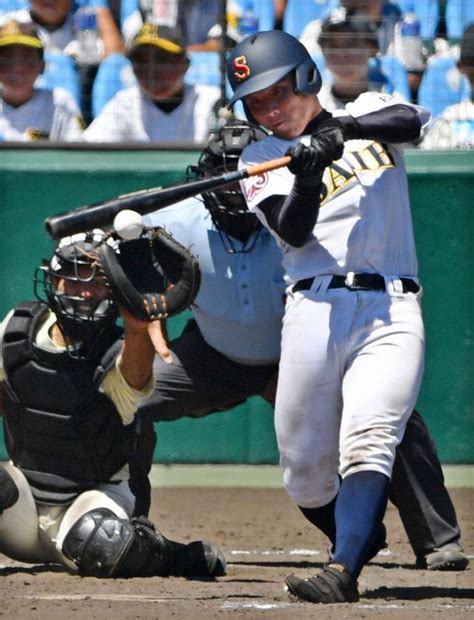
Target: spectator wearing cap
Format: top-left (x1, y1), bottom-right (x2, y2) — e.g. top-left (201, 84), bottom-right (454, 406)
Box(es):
top-left (82, 23), bottom-right (220, 143)
top-left (421, 23), bottom-right (474, 149)
top-left (0, 1), bottom-right (124, 124)
top-left (0, 19), bottom-right (84, 141)
top-left (317, 9), bottom-right (406, 111)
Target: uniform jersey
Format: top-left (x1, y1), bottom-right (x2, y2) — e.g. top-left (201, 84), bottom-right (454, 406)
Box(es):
top-left (240, 92), bottom-right (430, 284)
top-left (143, 198), bottom-right (286, 365)
top-left (0, 87), bottom-right (84, 141)
top-left (83, 82), bottom-right (220, 143)
top-left (421, 100), bottom-right (474, 150)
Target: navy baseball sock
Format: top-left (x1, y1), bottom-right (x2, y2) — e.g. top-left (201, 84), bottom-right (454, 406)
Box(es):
top-left (299, 495), bottom-right (337, 543)
top-left (332, 471), bottom-right (390, 579)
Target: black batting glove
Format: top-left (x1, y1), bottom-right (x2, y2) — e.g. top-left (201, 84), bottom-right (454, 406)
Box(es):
top-left (286, 118), bottom-right (352, 183)
top-left (314, 115), bottom-right (362, 142)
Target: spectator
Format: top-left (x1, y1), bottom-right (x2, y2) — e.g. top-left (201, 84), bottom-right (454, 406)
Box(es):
top-left (299, 1), bottom-right (402, 59)
top-left (83, 23), bottom-right (220, 143)
top-left (121, 0), bottom-right (220, 48)
top-left (421, 22), bottom-right (474, 149)
top-left (317, 9), bottom-right (406, 109)
top-left (0, 19), bottom-right (84, 140)
top-left (0, 1), bottom-right (124, 123)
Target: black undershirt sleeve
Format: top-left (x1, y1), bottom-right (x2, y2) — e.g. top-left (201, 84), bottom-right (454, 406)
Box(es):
top-left (339, 103), bottom-right (423, 143)
top-left (258, 173), bottom-right (323, 247)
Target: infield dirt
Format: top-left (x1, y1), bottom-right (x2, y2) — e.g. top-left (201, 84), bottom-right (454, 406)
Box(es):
top-left (1, 487), bottom-right (473, 619)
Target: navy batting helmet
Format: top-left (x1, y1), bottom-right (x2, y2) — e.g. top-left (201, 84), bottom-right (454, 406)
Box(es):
top-left (227, 30), bottom-right (322, 106)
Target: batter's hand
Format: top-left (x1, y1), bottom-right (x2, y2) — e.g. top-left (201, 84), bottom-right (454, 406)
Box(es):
top-left (286, 124), bottom-right (344, 180)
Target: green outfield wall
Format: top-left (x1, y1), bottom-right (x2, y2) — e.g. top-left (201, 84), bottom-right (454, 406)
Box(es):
top-left (0, 146), bottom-right (472, 464)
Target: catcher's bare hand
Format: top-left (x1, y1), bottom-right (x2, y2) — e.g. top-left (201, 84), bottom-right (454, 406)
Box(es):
top-left (148, 319), bottom-right (173, 364)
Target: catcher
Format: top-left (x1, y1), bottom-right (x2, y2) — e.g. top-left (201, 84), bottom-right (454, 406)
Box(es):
top-left (0, 227), bottom-right (224, 579)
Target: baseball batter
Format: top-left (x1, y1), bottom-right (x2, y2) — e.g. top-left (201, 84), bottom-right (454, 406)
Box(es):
top-left (227, 30), bottom-right (431, 604)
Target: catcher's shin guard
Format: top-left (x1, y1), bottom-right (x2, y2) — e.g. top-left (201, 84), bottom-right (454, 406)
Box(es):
top-left (0, 465), bottom-right (19, 513)
top-left (285, 564), bottom-right (359, 604)
top-left (62, 508), bottom-right (172, 577)
top-left (62, 510), bottom-right (226, 579)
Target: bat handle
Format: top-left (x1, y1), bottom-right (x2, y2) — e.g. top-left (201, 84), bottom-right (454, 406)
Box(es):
top-left (245, 156), bottom-right (291, 177)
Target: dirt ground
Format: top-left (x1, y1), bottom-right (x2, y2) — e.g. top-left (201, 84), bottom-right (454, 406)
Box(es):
top-left (1, 487), bottom-right (473, 619)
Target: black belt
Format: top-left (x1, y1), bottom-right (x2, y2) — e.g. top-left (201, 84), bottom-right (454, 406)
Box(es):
top-left (293, 273), bottom-right (420, 294)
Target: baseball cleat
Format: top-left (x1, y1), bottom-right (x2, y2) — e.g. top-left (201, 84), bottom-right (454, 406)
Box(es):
top-left (169, 540), bottom-right (227, 579)
top-left (416, 542), bottom-right (469, 571)
top-left (284, 563), bottom-right (359, 604)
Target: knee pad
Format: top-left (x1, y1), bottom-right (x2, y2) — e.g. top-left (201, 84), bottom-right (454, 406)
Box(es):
top-left (0, 465), bottom-right (19, 513)
top-left (62, 508), bottom-right (135, 577)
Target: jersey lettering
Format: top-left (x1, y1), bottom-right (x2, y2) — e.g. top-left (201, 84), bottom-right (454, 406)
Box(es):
top-left (320, 141), bottom-right (395, 205)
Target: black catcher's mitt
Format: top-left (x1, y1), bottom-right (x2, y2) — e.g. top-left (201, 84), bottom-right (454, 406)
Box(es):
top-left (98, 227), bottom-right (201, 320)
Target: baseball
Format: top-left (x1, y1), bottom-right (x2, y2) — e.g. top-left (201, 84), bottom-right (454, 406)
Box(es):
top-left (113, 209), bottom-right (144, 240)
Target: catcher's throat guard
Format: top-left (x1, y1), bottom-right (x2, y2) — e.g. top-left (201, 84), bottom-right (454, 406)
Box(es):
top-left (98, 227), bottom-right (201, 320)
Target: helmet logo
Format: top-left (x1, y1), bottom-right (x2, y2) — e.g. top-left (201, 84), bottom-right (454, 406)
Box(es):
top-left (233, 55), bottom-right (251, 82)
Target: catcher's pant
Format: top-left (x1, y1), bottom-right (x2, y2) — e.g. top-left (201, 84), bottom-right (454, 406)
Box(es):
top-left (0, 463), bottom-right (135, 570)
top-left (276, 280), bottom-right (425, 508)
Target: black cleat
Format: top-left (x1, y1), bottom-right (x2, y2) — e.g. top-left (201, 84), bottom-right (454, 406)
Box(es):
top-left (170, 540), bottom-right (227, 579)
top-left (285, 564), bottom-right (359, 604)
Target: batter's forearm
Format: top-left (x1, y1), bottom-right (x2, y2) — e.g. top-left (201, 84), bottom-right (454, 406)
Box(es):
top-left (259, 175), bottom-right (322, 247)
top-left (338, 105), bottom-right (422, 143)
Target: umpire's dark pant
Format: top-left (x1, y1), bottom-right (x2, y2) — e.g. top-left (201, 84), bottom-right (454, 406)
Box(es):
top-left (130, 321), bottom-right (462, 555)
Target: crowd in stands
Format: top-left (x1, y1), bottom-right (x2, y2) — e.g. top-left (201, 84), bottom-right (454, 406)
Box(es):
top-left (0, 0), bottom-right (472, 148)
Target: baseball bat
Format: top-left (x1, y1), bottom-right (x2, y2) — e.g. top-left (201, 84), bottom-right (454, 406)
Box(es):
top-left (45, 155), bottom-right (291, 240)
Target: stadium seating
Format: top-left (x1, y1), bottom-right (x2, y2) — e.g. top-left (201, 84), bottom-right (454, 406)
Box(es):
top-left (445, 0), bottom-right (474, 41)
top-left (417, 53), bottom-right (471, 118)
top-left (36, 52), bottom-right (82, 108)
top-left (91, 52), bottom-right (135, 118)
top-left (283, 0), bottom-right (339, 40)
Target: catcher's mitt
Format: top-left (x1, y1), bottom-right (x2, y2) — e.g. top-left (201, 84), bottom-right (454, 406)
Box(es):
top-left (98, 227), bottom-right (201, 321)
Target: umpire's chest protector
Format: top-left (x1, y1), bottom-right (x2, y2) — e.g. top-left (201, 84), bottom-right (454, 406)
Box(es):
top-left (2, 301), bottom-right (135, 504)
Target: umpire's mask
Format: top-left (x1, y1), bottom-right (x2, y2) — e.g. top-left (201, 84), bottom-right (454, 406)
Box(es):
top-left (189, 120), bottom-right (268, 248)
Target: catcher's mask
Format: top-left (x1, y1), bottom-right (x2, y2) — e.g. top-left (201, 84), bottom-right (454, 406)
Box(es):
top-left (34, 230), bottom-right (118, 358)
top-left (227, 30), bottom-right (322, 110)
top-left (189, 120), bottom-right (268, 248)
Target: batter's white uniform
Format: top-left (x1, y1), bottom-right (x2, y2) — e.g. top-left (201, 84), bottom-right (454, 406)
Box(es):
top-left (0, 87), bottom-right (84, 141)
top-left (82, 82), bottom-right (220, 143)
top-left (240, 92), bottom-right (430, 508)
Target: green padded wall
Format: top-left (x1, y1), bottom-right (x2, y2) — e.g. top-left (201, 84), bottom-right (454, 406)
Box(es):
top-left (0, 148), bottom-right (472, 463)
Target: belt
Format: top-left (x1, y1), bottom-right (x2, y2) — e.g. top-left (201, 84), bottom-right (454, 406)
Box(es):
top-left (293, 273), bottom-right (420, 294)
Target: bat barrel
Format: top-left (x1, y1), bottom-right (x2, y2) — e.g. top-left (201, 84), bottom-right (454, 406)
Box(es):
top-left (44, 172), bottom-right (244, 240)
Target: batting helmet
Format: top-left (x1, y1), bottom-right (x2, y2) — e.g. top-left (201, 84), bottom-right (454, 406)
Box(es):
top-left (227, 30), bottom-right (322, 106)
top-left (189, 120), bottom-right (268, 247)
top-left (34, 230), bottom-right (118, 357)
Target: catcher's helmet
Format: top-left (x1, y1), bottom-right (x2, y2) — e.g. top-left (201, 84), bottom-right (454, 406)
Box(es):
top-left (35, 230), bottom-right (118, 357)
top-left (189, 120), bottom-right (268, 247)
top-left (227, 30), bottom-right (322, 106)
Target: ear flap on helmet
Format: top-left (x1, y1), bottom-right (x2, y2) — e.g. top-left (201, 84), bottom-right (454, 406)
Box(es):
top-left (294, 58), bottom-right (322, 96)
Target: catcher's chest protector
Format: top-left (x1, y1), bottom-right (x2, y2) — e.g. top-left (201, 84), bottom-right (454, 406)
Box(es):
top-left (2, 301), bottom-right (135, 504)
